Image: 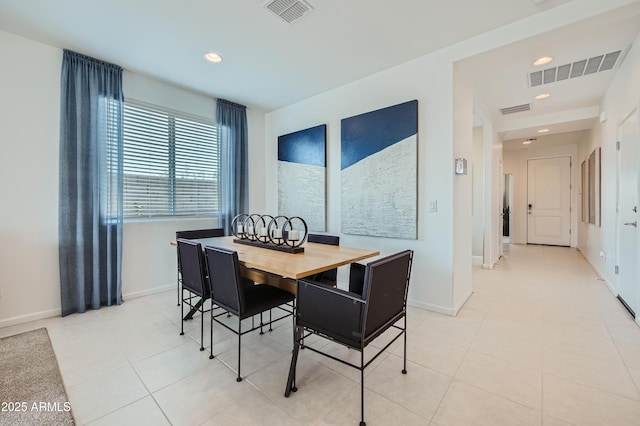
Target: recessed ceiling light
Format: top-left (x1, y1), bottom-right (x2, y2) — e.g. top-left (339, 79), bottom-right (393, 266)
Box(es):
top-left (535, 93), bottom-right (551, 100)
top-left (538, 128), bottom-right (550, 133)
top-left (533, 56), bottom-right (554, 67)
top-left (523, 138), bottom-right (537, 145)
top-left (204, 52), bottom-right (223, 63)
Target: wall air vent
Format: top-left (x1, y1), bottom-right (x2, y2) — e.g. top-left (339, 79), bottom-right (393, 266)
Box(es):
top-left (529, 48), bottom-right (626, 87)
top-left (264, 0), bottom-right (314, 24)
top-left (500, 104), bottom-right (531, 115)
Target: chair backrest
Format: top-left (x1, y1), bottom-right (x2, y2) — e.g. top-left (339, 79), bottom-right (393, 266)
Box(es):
top-left (204, 246), bottom-right (244, 316)
top-left (176, 228), bottom-right (225, 240)
top-left (176, 229), bottom-right (224, 274)
top-left (307, 234), bottom-right (340, 282)
top-left (307, 233), bottom-right (340, 246)
top-left (361, 250), bottom-right (413, 343)
top-left (177, 239), bottom-right (209, 297)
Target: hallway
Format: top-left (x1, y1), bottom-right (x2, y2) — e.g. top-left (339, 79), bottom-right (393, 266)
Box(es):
top-left (462, 243), bottom-right (640, 425)
top-left (1, 244), bottom-right (640, 425)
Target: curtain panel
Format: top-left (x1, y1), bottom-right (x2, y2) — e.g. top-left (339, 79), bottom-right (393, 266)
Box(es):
top-left (59, 50), bottom-right (124, 316)
top-left (216, 99), bottom-right (249, 233)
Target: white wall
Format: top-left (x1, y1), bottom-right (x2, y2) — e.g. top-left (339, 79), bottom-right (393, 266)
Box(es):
top-left (0, 30), bottom-right (266, 326)
top-left (472, 126), bottom-right (485, 258)
top-left (581, 29), bottom-right (640, 290)
top-left (453, 67), bottom-right (474, 310)
top-left (0, 30), bottom-right (61, 326)
top-left (475, 104), bottom-right (503, 269)
top-left (265, 52), bottom-right (460, 314)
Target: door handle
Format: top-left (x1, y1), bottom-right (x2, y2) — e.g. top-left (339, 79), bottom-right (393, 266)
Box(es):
top-left (624, 221), bottom-right (638, 227)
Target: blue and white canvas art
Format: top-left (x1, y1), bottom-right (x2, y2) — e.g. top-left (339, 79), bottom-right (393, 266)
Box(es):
top-left (278, 124), bottom-right (327, 232)
top-left (341, 100), bottom-right (418, 239)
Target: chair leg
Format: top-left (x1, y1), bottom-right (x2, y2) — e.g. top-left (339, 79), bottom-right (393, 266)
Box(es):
top-left (360, 350), bottom-right (366, 426)
top-left (209, 307), bottom-right (215, 359)
top-left (176, 252), bottom-right (181, 306)
top-left (236, 318), bottom-right (242, 382)
top-left (260, 312), bottom-right (264, 335)
top-left (200, 302), bottom-right (205, 351)
top-left (180, 288), bottom-right (185, 336)
top-left (402, 314), bottom-right (407, 374)
top-left (269, 309), bottom-right (273, 332)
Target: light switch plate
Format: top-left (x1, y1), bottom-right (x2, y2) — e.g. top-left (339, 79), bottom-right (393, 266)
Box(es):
top-left (429, 200), bottom-right (438, 212)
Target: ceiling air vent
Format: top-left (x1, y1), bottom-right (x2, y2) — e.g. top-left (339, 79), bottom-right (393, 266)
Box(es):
top-left (500, 103), bottom-right (531, 115)
top-left (264, 0), bottom-right (314, 24)
top-left (528, 49), bottom-right (625, 87)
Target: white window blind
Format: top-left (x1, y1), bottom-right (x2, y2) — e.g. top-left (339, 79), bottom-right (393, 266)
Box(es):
top-left (122, 101), bottom-right (219, 218)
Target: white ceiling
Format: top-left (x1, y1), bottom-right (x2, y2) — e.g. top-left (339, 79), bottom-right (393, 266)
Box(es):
top-left (0, 0), bottom-right (572, 112)
top-left (1, 0), bottom-right (638, 144)
top-left (460, 3), bottom-right (640, 142)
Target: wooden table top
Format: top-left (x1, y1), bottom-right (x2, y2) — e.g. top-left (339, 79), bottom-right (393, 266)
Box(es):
top-left (190, 236), bottom-right (379, 279)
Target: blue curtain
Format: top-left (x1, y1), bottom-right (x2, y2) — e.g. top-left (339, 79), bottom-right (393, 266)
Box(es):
top-left (217, 99), bottom-right (249, 234)
top-left (59, 50), bottom-right (124, 316)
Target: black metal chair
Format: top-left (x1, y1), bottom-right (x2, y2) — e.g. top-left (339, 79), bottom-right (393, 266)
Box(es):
top-left (176, 228), bottom-right (224, 306)
top-left (306, 233), bottom-right (340, 286)
top-left (176, 239), bottom-right (212, 351)
top-left (205, 246), bottom-right (296, 382)
top-left (285, 250), bottom-right (413, 426)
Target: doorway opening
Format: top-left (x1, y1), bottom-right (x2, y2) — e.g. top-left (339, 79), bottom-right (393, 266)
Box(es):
top-left (503, 174), bottom-right (513, 245)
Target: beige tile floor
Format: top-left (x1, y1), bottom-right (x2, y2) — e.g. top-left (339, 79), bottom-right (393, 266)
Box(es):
top-left (3, 243), bottom-right (640, 425)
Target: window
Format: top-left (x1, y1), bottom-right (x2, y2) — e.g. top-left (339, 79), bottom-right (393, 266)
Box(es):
top-left (120, 101), bottom-right (219, 218)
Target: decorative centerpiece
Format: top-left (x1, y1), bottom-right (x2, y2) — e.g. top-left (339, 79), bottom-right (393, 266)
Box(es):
top-left (231, 214), bottom-right (308, 253)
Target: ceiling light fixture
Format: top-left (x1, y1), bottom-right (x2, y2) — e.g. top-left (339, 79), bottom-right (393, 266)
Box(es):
top-left (535, 93), bottom-right (551, 100)
top-left (204, 52), bottom-right (223, 63)
top-left (538, 128), bottom-right (550, 133)
top-left (532, 56), bottom-right (554, 67)
top-left (523, 138), bottom-right (537, 145)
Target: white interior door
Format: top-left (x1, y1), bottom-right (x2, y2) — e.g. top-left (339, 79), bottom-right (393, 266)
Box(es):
top-left (616, 108), bottom-right (639, 317)
top-left (527, 156), bottom-right (571, 246)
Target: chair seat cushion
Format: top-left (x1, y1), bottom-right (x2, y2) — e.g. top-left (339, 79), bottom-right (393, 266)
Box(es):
top-left (242, 284), bottom-right (295, 318)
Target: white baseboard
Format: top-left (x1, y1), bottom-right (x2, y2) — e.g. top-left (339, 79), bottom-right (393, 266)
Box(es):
top-left (0, 285), bottom-right (175, 329)
top-left (408, 299), bottom-right (456, 316)
top-left (603, 278), bottom-right (616, 296)
top-left (452, 289), bottom-right (473, 315)
top-left (123, 284), bottom-right (175, 300)
top-left (576, 248), bottom-right (617, 297)
top-left (408, 296), bottom-right (471, 316)
top-left (0, 308), bottom-right (61, 329)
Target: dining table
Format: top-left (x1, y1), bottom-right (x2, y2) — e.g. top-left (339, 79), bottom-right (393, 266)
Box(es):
top-left (191, 236), bottom-right (379, 293)
top-left (178, 236), bottom-right (380, 319)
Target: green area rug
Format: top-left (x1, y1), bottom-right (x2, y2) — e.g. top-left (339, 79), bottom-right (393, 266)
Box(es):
top-left (0, 327), bottom-right (74, 425)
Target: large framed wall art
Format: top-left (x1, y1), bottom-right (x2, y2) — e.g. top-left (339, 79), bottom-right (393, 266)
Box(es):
top-left (277, 124), bottom-right (327, 232)
top-left (340, 100), bottom-right (418, 239)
